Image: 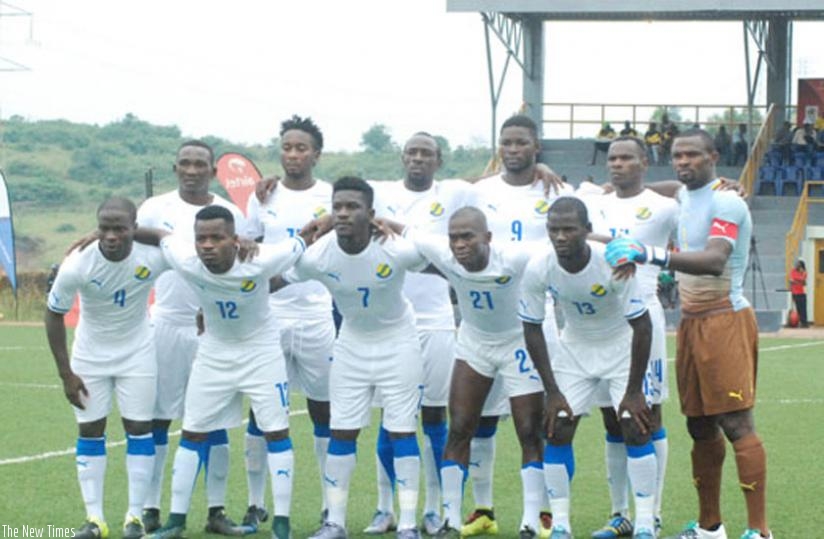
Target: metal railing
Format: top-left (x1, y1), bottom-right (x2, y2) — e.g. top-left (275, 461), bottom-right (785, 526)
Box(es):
top-left (541, 102), bottom-right (796, 141)
top-left (785, 181), bottom-right (824, 285)
top-left (739, 103), bottom-right (778, 200)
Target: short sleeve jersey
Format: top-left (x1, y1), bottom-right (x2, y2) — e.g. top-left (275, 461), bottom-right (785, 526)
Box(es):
top-left (675, 179), bottom-right (752, 313)
top-left (411, 231), bottom-right (534, 337)
top-left (159, 235), bottom-right (305, 349)
top-left (588, 188), bottom-right (678, 296)
top-left (519, 241), bottom-right (647, 343)
top-left (284, 233), bottom-right (427, 338)
top-left (48, 242), bottom-right (170, 362)
top-left (473, 174), bottom-right (576, 243)
top-left (371, 179), bottom-right (475, 330)
top-left (137, 190), bottom-right (246, 325)
top-left (244, 181), bottom-right (333, 318)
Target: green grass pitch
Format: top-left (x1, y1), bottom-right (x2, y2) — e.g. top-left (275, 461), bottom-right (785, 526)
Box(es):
top-left (1, 325), bottom-right (821, 537)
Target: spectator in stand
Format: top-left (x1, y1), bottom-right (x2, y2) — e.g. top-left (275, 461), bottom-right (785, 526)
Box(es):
top-left (660, 114), bottom-right (679, 165)
top-left (620, 121), bottom-right (638, 137)
top-left (772, 121), bottom-right (793, 165)
top-left (791, 123), bottom-right (817, 165)
top-left (592, 122), bottom-right (617, 165)
top-left (644, 122), bottom-right (662, 165)
top-left (732, 123), bottom-right (749, 166)
top-left (714, 126), bottom-right (732, 167)
top-left (790, 260), bottom-right (809, 328)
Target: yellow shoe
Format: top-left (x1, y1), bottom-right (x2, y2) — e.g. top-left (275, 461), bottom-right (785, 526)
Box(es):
top-left (461, 508), bottom-right (498, 537)
top-left (74, 517), bottom-right (110, 539)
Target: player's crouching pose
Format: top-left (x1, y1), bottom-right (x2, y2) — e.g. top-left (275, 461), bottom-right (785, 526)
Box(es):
top-left (45, 197), bottom-right (170, 539)
top-left (272, 177), bottom-right (428, 539)
top-left (519, 197), bottom-right (657, 539)
top-left (139, 205), bottom-right (312, 539)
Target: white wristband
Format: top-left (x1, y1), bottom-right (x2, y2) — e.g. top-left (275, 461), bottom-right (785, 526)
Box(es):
top-left (649, 246), bottom-right (670, 268)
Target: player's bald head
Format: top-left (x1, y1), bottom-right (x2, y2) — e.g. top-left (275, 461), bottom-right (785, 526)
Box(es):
top-left (450, 206), bottom-right (488, 233)
top-left (97, 196), bottom-right (137, 222)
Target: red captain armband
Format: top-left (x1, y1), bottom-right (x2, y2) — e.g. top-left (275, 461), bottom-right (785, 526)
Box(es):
top-left (708, 218), bottom-right (738, 240)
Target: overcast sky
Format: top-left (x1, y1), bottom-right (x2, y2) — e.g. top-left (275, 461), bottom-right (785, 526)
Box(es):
top-left (1, 1), bottom-right (822, 151)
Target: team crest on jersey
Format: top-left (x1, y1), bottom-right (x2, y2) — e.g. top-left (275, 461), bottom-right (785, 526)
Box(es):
top-left (430, 202), bottom-right (445, 217)
top-left (494, 275), bottom-right (512, 285)
top-left (376, 263), bottom-right (393, 279)
top-left (313, 207), bottom-right (328, 219)
top-left (590, 283), bottom-right (607, 297)
top-left (133, 266), bottom-right (152, 281)
top-left (534, 200), bottom-right (550, 215)
top-left (636, 207), bottom-right (652, 220)
top-left (240, 279), bottom-right (257, 293)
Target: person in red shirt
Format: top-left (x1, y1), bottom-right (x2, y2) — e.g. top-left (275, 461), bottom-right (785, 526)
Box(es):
top-left (790, 260), bottom-right (809, 327)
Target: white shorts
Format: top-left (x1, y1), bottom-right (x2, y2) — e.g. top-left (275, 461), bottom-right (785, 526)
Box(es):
top-left (182, 343), bottom-right (290, 433)
top-left (594, 302), bottom-right (667, 407)
top-left (481, 314), bottom-right (559, 416)
top-left (331, 329), bottom-right (423, 433)
top-left (554, 337), bottom-right (631, 416)
top-left (151, 320), bottom-right (199, 420)
top-left (280, 316), bottom-right (335, 402)
top-left (71, 338), bottom-right (157, 424)
top-left (419, 329), bottom-right (456, 407)
top-left (456, 326), bottom-right (543, 400)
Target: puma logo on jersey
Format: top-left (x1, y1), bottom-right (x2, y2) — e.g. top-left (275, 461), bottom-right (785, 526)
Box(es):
top-left (430, 202), bottom-right (445, 217)
top-left (534, 200), bottom-right (550, 215)
top-left (635, 207), bottom-right (652, 220)
top-left (240, 280), bottom-right (257, 292)
top-left (495, 275), bottom-right (512, 285)
top-left (134, 266), bottom-right (152, 281)
top-left (326, 272), bottom-right (341, 282)
top-left (728, 390), bottom-right (744, 401)
top-left (376, 263), bottom-right (393, 279)
top-left (712, 221), bottom-right (729, 234)
top-left (90, 278), bottom-right (103, 288)
top-left (590, 284), bottom-right (607, 297)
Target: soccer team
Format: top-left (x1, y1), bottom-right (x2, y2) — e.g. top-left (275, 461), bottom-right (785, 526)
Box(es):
top-left (45, 114), bottom-right (771, 539)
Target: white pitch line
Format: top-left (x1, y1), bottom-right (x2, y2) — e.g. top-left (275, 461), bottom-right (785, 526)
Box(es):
top-left (0, 382), bottom-right (61, 389)
top-left (0, 409), bottom-right (309, 466)
top-left (760, 341), bottom-right (824, 352)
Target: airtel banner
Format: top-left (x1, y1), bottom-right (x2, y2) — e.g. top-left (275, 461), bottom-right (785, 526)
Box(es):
top-left (215, 153), bottom-right (263, 216)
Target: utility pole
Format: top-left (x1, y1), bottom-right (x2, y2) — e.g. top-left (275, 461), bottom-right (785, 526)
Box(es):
top-left (0, 1), bottom-right (33, 72)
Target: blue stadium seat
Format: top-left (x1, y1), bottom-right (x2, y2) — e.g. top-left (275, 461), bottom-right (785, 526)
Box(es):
top-left (757, 166), bottom-right (778, 195)
top-left (780, 165), bottom-right (805, 195)
top-left (764, 149), bottom-right (784, 167)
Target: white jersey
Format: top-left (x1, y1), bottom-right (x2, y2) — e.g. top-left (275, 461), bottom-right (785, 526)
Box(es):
top-left (410, 231), bottom-right (533, 337)
top-left (519, 241), bottom-right (647, 343)
top-left (137, 190), bottom-right (246, 326)
top-left (587, 188), bottom-right (678, 296)
top-left (244, 180), bottom-right (333, 318)
top-left (372, 179), bottom-right (475, 330)
top-left (159, 235), bottom-right (304, 351)
top-left (284, 233), bottom-right (427, 338)
top-left (473, 174), bottom-right (576, 243)
top-left (48, 242), bottom-right (170, 363)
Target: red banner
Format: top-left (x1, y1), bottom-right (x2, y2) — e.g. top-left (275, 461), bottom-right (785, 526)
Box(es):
top-left (797, 78), bottom-right (824, 128)
top-left (215, 153), bottom-right (263, 216)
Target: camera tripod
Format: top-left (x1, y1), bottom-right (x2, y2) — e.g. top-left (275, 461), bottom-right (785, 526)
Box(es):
top-left (745, 236), bottom-right (770, 309)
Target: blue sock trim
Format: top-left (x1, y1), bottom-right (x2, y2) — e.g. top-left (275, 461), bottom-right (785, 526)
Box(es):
top-left (652, 427), bottom-right (667, 441)
top-left (247, 418), bottom-right (264, 437)
top-left (442, 459), bottom-right (467, 473)
top-left (207, 429), bottom-right (229, 445)
top-left (376, 426), bottom-right (396, 484)
top-left (474, 424), bottom-right (497, 438)
top-left (180, 437), bottom-right (208, 462)
top-left (313, 424), bottom-right (331, 438)
top-left (152, 428), bottom-right (169, 446)
top-left (543, 443), bottom-right (575, 480)
top-left (126, 434), bottom-right (155, 456)
top-left (76, 437), bottom-right (106, 457)
top-left (267, 438), bottom-right (293, 453)
top-left (328, 438), bottom-right (357, 456)
top-left (423, 421), bottom-right (447, 472)
top-left (522, 460), bottom-right (542, 471)
top-left (605, 432), bottom-right (625, 444)
top-left (390, 435), bottom-right (420, 458)
top-left (626, 442), bottom-right (655, 459)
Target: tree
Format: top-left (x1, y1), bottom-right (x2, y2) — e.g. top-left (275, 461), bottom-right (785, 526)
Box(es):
top-left (433, 135), bottom-right (451, 156)
top-left (649, 106), bottom-right (683, 125)
top-left (705, 107), bottom-right (764, 134)
top-left (360, 124), bottom-right (395, 153)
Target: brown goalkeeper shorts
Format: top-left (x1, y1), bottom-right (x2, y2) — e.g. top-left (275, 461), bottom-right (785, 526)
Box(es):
top-left (676, 307), bottom-right (758, 417)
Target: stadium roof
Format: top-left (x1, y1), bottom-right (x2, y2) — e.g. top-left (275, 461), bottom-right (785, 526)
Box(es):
top-left (446, 1), bottom-right (824, 21)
